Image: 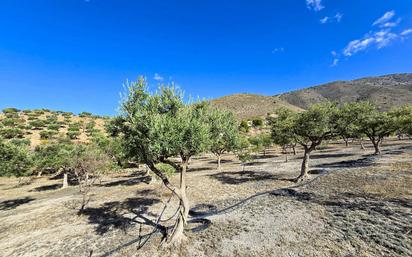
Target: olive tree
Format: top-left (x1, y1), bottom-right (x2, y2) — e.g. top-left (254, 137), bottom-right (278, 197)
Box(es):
top-left (0, 138), bottom-right (33, 177)
top-left (354, 102), bottom-right (397, 155)
top-left (114, 77), bottom-right (211, 244)
top-left (271, 103), bottom-right (340, 182)
top-left (208, 109), bottom-right (239, 170)
top-left (270, 108), bottom-right (298, 162)
top-left (34, 141), bottom-right (77, 187)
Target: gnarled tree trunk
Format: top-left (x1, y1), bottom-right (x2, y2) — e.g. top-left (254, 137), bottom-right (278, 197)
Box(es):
top-left (217, 154), bottom-right (222, 170)
top-left (295, 145), bottom-right (316, 182)
top-left (62, 172), bottom-right (69, 189)
top-left (168, 159), bottom-right (189, 244)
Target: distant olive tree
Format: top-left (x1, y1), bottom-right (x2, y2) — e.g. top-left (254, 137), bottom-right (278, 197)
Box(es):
top-left (0, 138), bottom-right (33, 177)
top-left (354, 102), bottom-right (398, 155)
top-left (114, 77), bottom-right (211, 244)
top-left (271, 103), bottom-right (340, 182)
top-left (208, 109), bottom-right (240, 170)
top-left (270, 108), bottom-right (298, 162)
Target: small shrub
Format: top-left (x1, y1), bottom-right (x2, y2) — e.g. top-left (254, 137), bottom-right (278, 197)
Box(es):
top-left (79, 112), bottom-right (92, 118)
top-left (48, 124), bottom-right (60, 131)
top-left (2, 107), bottom-right (19, 114)
top-left (67, 131), bottom-right (81, 139)
top-left (29, 120), bottom-right (46, 130)
top-left (40, 130), bottom-right (58, 140)
top-left (239, 120), bottom-right (250, 132)
top-left (0, 128), bottom-right (24, 139)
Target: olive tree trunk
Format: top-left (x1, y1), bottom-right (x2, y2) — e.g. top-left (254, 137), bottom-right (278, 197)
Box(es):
top-left (217, 154), bottom-right (222, 170)
top-left (295, 145), bottom-right (316, 182)
top-left (168, 159), bottom-right (189, 244)
top-left (62, 172), bottom-right (69, 189)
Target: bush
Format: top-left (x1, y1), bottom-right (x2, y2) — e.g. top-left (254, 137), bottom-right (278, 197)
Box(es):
top-left (2, 107), bottom-right (19, 114)
top-left (239, 120), bottom-right (250, 132)
top-left (1, 118), bottom-right (16, 127)
top-left (29, 120), bottom-right (46, 130)
top-left (9, 138), bottom-right (31, 147)
top-left (47, 124), bottom-right (60, 131)
top-left (40, 130), bottom-right (58, 140)
top-left (0, 128), bottom-right (24, 139)
top-left (0, 139), bottom-right (33, 177)
top-left (67, 131), bottom-right (81, 139)
top-left (79, 112), bottom-right (92, 118)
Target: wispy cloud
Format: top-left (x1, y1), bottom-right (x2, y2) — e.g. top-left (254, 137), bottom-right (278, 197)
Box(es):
top-left (272, 47), bottom-right (284, 54)
top-left (372, 10), bottom-right (395, 27)
top-left (306, 0), bottom-right (324, 12)
top-left (154, 73), bottom-right (164, 81)
top-left (320, 13), bottom-right (343, 24)
top-left (330, 58), bottom-right (339, 67)
top-left (331, 10), bottom-right (411, 66)
top-left (342, 11), bottom-right (408, 57)
top-left (401, 29), bottom-right (412, 36)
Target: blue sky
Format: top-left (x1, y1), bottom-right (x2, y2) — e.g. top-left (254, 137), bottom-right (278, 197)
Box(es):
top-left (1, 0), bottom-right (411, 115)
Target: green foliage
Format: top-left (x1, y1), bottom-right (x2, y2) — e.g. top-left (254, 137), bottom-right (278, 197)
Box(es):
top-left (40, 130), bottom-right (58, 140)
top-left (9, 138), bottom-right (31, 147)
top-left (115, 77), bottom-right (211, 179)
top-left (270, 108), bottom-right (298, 147)
top-left (68, 122), bottom-right (81, 132)
top-left (29, 120), bottom-right (46, 130)
top-left (34, 141), bottom-right (76, 174)
top-left (239, 120), bottom-right (250, 133)
top-left (79, 112), bottom-right (92, 117)
top-left (0, 139), bottom-right (33, 177)
top-left (90, 132), bottom-right (129, 167)
top-left (67, 131), bottom-right (81, 139)
top-left (354, 102), bottom-right (397, 142)
top-left (47, 124), bottom-right (61, 131)
top-left (2, 107), bottom-right (19, 114)
top-left (389, 105), bottom-right (412, 136)
top-left (155, 163), bottom-right (175, 177)
top-left (208, 109), bottom-right (240, 156)
top-left (0, 128), bottom-right (25, 139)
top-left (1, 118), bottom-right (17, 127)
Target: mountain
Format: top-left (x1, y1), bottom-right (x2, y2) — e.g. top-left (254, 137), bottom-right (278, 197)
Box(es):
top-left (211, 73), bottom-right (412, 120)
top-left (278, 73), bottom-right (412, 110)
top-left (209, 94), bottom-right (303, 120)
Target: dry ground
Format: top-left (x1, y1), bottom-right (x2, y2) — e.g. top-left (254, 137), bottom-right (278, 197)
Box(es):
top-left (0, 139), bottom-right (411, 257)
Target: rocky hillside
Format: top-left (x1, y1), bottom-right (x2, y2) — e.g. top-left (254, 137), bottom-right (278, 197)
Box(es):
top-left (278, 73), bottom-right (412, 110)
top-left (211, 73), bottom-right (412, 119)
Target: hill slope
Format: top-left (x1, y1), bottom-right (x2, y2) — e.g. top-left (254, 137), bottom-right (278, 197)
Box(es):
top-left (278, 73), bottom-right (412, 110)
top-left (210, 94), bottom-right (303, 120)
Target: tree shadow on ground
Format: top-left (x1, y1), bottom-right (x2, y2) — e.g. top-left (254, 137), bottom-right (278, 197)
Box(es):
top-left (208, 159), bottom-right (233, 165)
top-left (309, 153), bottom-right (356, 159)
top-left (209, 170), bottom-right (291, 185)
top-left (188, 166), bottom-right (215, 172)
top-left (101, 176), bottom-right (152, 187)
top-left (0, 197), bottom-right (35, 211)
top-left (253, 154), bottom-right (278, 159)
top-left (30, 184), bottom-right (61, 192)
top-left (81, 194), bottom-right (162, 235)
top-left (315, 155), bottom-right (376, 169)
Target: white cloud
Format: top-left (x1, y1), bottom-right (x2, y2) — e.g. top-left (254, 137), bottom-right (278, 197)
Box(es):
top-left (401, 29), bottom-right (412, 36)
top-left (272, 47), bottom-right (284, 53)
top-left (320, 17), bottom-right (329, 24)
top-left (331, 51), bottom-right (337, 57)
top-left (341, 11), bottom-right (409, 57)
top-left (306, 0), bottom-right (324, 12)
top-left (154, 73), bottom-right (164, 81)
top-left (320, 13), bottom-right (343, 24)
top-left (331, 58), bottom-right (339, 67)
top-left (335, 13), bottom-right (343, 22)
top-left (373, 10), bottom-right (395, 27)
